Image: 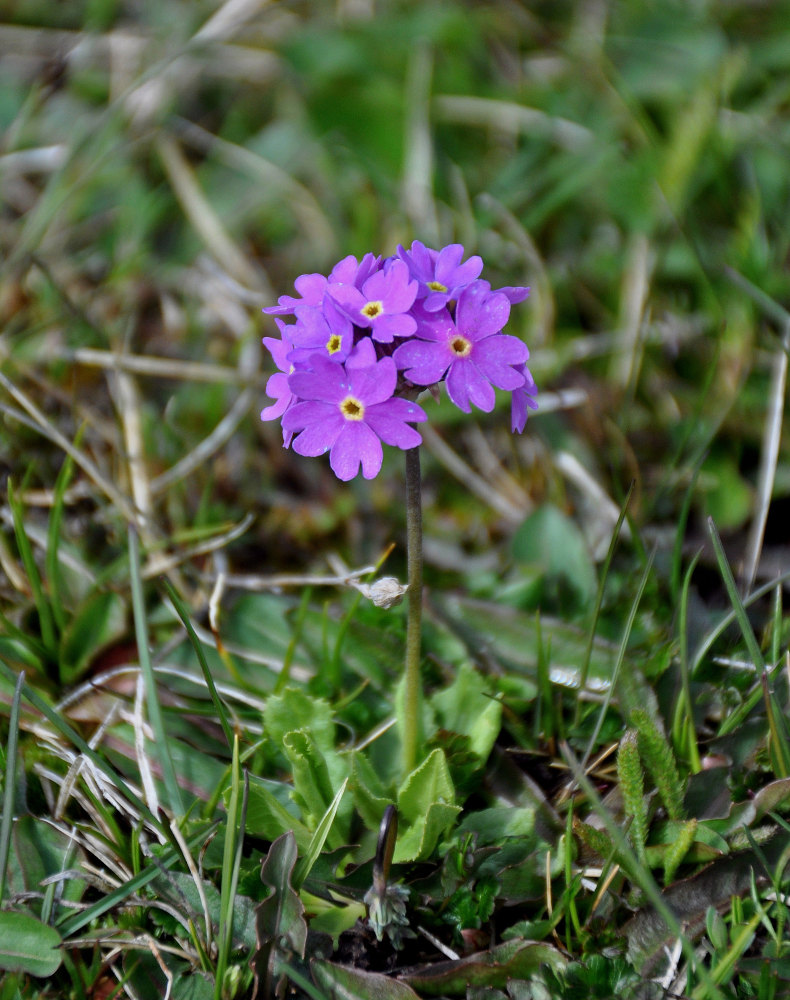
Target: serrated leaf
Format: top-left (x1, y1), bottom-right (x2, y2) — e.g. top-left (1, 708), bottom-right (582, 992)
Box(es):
top-left (311, 959), bottom-right (420, 999)
top-left (398, 749), bottom-right (455, 824)
top-left (263, 688), bottom-right (336, 754)
top-left (394, 749), bottom-right (460, 862)
top-left (394, 801), bottom-right (461, 863)
top-left (283, 730), bottom-right (350, 847)
top-left (351, 751), bottom-right (394, 831)
top-left (0, 911), bottom-right (62, 977)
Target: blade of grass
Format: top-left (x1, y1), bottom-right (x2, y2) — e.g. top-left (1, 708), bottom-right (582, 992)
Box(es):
top-left (762, 671), bottom-right (790, 779)
top-left (162, 577), bottom-right (235, 751)
top-left (578, 548), bottom-right (655, 777)
top-left (0, 658), bottom-right (169, 843)
top-left (294, 778), bottom-right (348, 890)
top-left (672, 550), bottom-right (703, 773)
top-left (56, 822), bottom-right (216, 938)
top-left (574, 482), bottom-right (634, 725)
top-left (691, 569), bottom-right (790, 681)
top-left (0, 670), bottom-right (25, 908)
top-left (707, 517), bottom-right (765, 673)
top-left (561, 742), bottom-right (726, 1000)
top-left (276, 587), bottom-right (312, 695)
top-left (128, 526), bottom-right (184, 817)
top-left (215, 734), bottom-right (248, 1000)
top-left (45, 431), bottom-right (84, 635)
top-left (8, 477), bottom-right (57, 658)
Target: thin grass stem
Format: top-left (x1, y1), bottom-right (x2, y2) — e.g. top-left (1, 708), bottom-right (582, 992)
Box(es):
top-left (128, 527), bottom-right (185, 817)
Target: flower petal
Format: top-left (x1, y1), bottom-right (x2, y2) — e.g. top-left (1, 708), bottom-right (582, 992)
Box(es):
top-left (330, 422), bottom-right (383, 480)
top-left (392, 340), bottom-right (449, 385)
top-left (456, 283), bottom-right (511, 341)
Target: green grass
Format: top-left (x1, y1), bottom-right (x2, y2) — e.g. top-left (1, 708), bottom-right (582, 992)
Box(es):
top-left (3, 1), bottom-right (790, 997)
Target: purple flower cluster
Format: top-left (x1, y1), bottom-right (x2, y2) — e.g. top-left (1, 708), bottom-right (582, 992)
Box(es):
top-left (261, 242), bottom-right (537, 481)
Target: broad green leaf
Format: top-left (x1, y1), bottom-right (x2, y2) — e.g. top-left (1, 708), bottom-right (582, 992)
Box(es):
top-left (245, 775), bottom-right (312, 852)
top-left (398, 749), bottom-right (455, 824)
top-left (0, 911), bottom-right (62, 977)
top-left (395, 749), bottom-right (459, 862)
top-left (457, 807), bottom-right (537, 845)
top-left (430, 662), bottom-right (502, 762)
top-left (432, 595), bottom-right (616, 694)
top-left (511, 504), bottom-right (597, 606)
top-left (401, 938), bottom-right (566, 995)
top-left (58, 589), bottom-right (127, 683)
top-left (251, 832), bottom-right (307, 1000)
top-left (311, 959), bottom-right (420, 999)
top-left (5, 815), bottom-right (85, 909)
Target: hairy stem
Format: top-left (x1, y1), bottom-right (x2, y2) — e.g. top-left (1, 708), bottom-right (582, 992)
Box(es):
top-left (402, 445), bottom-right (423, 777)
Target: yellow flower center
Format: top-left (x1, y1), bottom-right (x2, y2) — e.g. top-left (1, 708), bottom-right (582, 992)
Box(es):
top-left (340, 395), bottom-right (365, 420)
top-left (428, 280), bottom-right (447, 293)
top-left (362, 300), bottom-right (383, 320)
top-left (450, 335), bottom-right (472, 357)
top-left (326, 334), bottom-right (343, 354)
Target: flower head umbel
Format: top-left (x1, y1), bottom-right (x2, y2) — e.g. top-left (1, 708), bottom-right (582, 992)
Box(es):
top-left (261, 244), bottom-right (537, 480)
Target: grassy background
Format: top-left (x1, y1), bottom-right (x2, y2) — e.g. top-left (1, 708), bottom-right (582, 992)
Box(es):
top-left (3, 1), bottom-right (790, 997)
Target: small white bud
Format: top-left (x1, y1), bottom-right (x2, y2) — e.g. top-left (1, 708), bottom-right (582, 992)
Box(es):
top-left (356, 576), bottom-right (408, 609)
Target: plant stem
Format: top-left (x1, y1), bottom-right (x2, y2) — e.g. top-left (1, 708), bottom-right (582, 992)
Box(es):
top-left (402, 445), bottom-right (423, 777)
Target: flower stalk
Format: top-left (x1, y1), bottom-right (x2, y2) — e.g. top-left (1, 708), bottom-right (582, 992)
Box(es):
top-left (402, 445), bottom-right (423, 777)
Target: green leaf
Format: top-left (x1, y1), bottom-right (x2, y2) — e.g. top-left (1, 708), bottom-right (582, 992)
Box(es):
top-left (0, 911), bottom-right (62, 977)
top-left (283, 730), bottom-right (350, 847)
top-left (251, 832), bottom-right (308, 1000)
top-left (401, 939), bottom-right (566, 995)
top-left (293, 777), bottom-right (348, 889)
top-left (4, 815), bottom-right (85, 910)
top-left (395, 750), bottom-right (460, 862)
top-left (264, 688), bottom-right (336, 755)
top-left (456, 807), bottom-right (537, 845)
top-left (397, 748), bottom-right (455, 824)
top-left (58, 589), bottom-right (126, 684)
top-left (512, 504), bottom-right (597, 606)
top-left (311, 959), bottom-right (420, 999)
top-left (245, 775), bottom-right (312, 852)
top-left (351, 751), bottom-right (394, 831)
top-left (430, 662), bottom-right (502, 762)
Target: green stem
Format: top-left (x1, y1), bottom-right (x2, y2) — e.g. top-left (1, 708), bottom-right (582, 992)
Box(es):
top-left (401, 445), bottom-right (423, 777)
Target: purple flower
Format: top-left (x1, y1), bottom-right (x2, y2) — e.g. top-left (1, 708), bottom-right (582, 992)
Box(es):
top-left (262, 273), bottom-right (328, 316)
top-left (393, 281), bottom-right (529, 413)
top-left (398, 241), bottom-right (483, 312)
top-left (510, 362), bottom-right (539, 433)
top-left (261, 320), bottom-right (298, 445)
top-left (282, 342), bottom-right (427, 481)
top-left (329, 252), bottom-right (382, 289)
top-left (329, 258), bottom-right (418, 343)
top-left (288, 296), bottom-right (354, 366)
